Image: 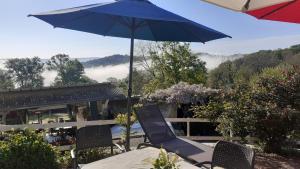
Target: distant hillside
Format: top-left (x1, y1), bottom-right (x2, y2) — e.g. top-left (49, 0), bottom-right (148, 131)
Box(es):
top-left (82, 54), bottom-right (129, 68)
top-left (208, 44), bottom-right (300, 88)
top-left (82, 52), bottom-right (243, 69)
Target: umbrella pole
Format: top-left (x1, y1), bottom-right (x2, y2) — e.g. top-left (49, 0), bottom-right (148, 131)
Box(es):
top-left (126, 19), bottom-right (135, 151)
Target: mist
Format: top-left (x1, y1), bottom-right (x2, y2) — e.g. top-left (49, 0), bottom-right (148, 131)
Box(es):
top-left (42, 63), bottom-right (130, 86)
top-left (1, 54), bottom-right (239, 86)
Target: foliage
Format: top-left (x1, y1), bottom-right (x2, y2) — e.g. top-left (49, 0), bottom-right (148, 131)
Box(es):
top-left (108, 42), bottom-right (207, 96)
top-left (0, 130), bottom-right (60, 169)
top-left (250, 64), bottom-right (300, 153)
top-left (116, 69), bottom-right (152, 96)
top-left (149, 82), bottom-right (218, 104)
top-left (115, 104), bottom-right (141, 142)
top-left (208, 61), bottom-right (236, 89)
top-left (5, 57), bottom-right (44, 89)
top-left (195, 64), bottom-right (300, 153)
top-left (115, 111), bottom-right (137, 142)
top-left (47, 54), bottom-right (97, 86)
top-left (115, 112), bottom-right (137, 127)
top-left (58, 151), bottom-right (73, 169)
top-left (152, 149), bottom-right (180, 169)
top-left (139, 42), bottom-right (207, 94)
top-left (0, 69), bottom-right (14, 90)
top-left (77, 148), bottom-right (112, 164)
top-left (208, 45), bottom-right (300, 89)
top-left (193, 83), bottom-right (255, 142)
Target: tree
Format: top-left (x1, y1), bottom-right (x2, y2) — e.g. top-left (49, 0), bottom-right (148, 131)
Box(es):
top-left (139, 42), bottom-right (207, 94)
top-left (208, 61), bottom-right (236, 89)
top-left (5, 57), bottom-right (44, 89)
top-left (47, 54), bottom-right (97, 86)
top-left (0, 69), bottom-right (14, 90)
top-left (112, 69), bottom-right (152, 96)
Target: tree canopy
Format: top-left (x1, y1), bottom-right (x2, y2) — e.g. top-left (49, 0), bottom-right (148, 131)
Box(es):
top-left (137, 42), bottom-right (207, 94)
top-left (47, 54), bottom-right (97, 86)
top-left (0, 69), bottom-right (14, 90)
top-left (208, 44), bottom-right (300, 89)
top-left (5, 57), bottom-right (44, 89)
top-left (113, 69), bottom-right (152, 96)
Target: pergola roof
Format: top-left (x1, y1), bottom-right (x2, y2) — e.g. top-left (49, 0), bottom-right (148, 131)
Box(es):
top-left (0, 83), bottom-right (125, 111)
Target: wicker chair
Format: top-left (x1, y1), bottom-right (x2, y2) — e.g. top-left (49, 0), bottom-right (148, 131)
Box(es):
top-left (198, 141), bottom-right (255, 169)
top-left (71, 125), bottom-right (125, 169)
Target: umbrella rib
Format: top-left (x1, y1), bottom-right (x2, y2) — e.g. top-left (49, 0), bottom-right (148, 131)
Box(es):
top-left (135, 21), bottom-right (147, 29)
top-left (258, 0), bottom-right (297, 19)
top-left (103, 18), bottom-right (117, 36)
top-left (178, 23), bottom-right (205, 43)
top-left (144, 20), bottom-right (159, 41)
top-left (243, 0), bottom-right (251, 11)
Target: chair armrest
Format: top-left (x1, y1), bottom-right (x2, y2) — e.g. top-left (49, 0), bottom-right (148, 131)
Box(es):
top-left (137, 143), bottom-right (154, 149)
top-left (71, 148), bottom-right (76, 159)
top-left (113, 143), bottom-right (126, 153)
top-left (195, 161), bottom-right (212, 168)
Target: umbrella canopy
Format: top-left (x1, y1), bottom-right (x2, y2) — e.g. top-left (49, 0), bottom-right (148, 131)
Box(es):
top-left (202, 0), bottom-right (293, 11)
top-left (31, 0), bottom-right (229, 42)
top-left (246, 0), bottom-right (300, 24)
top-left (30, 0), bottom-right (230, 150)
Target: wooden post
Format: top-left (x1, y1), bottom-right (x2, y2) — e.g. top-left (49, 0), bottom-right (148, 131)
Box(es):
top-left (187, 118), bottom-right (190, 137)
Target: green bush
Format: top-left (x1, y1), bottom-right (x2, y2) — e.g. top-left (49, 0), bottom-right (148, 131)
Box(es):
top-left (250, 64), bottom-right (299, 153)
top-left (0, 130), bottom-right (60, 169)
top-left (193, 83), bottom-right (255, 142)
top-left (58, 151), bottom-right (72, 169)
top-left (77, 148), bottom-right (113, 164)
top-left (195, 64), bottom-right (300, 153)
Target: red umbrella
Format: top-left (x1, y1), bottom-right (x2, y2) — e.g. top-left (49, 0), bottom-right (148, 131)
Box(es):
top-left (246, 0), bottom-right (300, 24)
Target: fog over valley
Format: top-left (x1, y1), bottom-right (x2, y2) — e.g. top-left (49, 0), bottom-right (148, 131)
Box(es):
top-left (0, 53), bottom-right (242, 86)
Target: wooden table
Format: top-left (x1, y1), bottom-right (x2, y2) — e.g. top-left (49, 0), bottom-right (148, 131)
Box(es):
top-left (82, 147), bottom-right (200, 169)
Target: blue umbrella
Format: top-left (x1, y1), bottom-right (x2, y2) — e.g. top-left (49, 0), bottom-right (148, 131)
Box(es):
top-left (29, 0), bottom-right (230, 150)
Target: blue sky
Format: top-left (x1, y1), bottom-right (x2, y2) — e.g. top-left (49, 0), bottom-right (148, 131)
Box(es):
top-left (1, 0), bottom-right (300, 59)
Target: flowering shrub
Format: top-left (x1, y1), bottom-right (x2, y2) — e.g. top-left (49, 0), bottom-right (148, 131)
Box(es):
top-left (149, 82), bottom-right (218, 104)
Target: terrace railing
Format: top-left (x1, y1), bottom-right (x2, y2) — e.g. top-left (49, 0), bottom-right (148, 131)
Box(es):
top-left (0, 118), bottom-right (257, 142)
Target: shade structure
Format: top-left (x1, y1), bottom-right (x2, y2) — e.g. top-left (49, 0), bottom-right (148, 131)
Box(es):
top-left (202, 0), bottom-right (293, 11)
top-left (30, 0), bottom-right (230, 151)
top-left (246, 0), bottom-right (300, 24)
